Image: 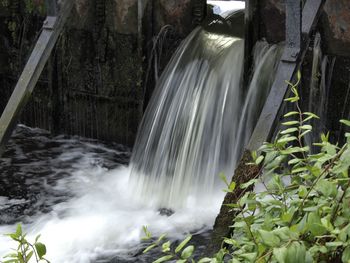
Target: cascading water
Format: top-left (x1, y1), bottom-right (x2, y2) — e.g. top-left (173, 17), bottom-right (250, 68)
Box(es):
top-left (0, 9), bottom-right (282, 263)
top-left (130, 28), bottom-right (244, 209)
top-left (130, 31), bottom-right (282, 209)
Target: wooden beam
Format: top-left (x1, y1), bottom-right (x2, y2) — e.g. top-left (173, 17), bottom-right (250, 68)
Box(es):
top-left (211, 0), bottom-right (325, 251)
top-left (0, 0), bottom-right (74, 155)
top-left (248, 0), bottom-right (324, 151)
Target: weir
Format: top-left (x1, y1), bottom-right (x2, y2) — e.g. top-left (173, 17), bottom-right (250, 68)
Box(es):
top-left (1, 0), bottom-right (350, 262)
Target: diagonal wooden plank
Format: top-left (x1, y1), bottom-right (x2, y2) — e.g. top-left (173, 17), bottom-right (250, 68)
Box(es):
top-left (248, 0), bottom-right (324, 151)
top-left (0, 0), bottom-right (74, 155)
top-left (211, 0), bottom-right (325, 251)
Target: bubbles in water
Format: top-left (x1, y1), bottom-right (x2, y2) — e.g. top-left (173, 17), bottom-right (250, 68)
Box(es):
top-left (0, 126), bottom-right (221, 263)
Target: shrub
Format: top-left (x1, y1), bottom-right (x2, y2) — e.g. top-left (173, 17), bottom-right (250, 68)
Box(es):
top-left (144, 79), bottom-right (350, 263)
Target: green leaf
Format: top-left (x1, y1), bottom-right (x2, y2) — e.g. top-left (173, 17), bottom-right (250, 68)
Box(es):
top-left (255, 155), bottom-right (264, 165)
top-left (281, 127), bottom-right (298, 135)
top-left (153, 255), bottom-right (174, 263)
top-left (297, 70), bottom-right (301, 81)
top-left (342, 246), bottom-right (350, 263)
top-left (181, 245), bottom-right (194, 259)
top-left (282, 121), bottom-right (300, 126)
top-left (240, 252), bottom-right (257, 262)
top-left (292, 167), bottom-right (308, 174)
top-left (273, 247), bottom-right (287, 263)
top-left (303, 112), bottom-right (319, 119)
top-left (315, 179), bottom-right (337, 198)
top-left (34, 242), bottom-right (46, 259)
top-left (288, 158), bottom-right (301, 165)
top-left (15, 224), bottom-right (22, 237)
top-left (277, 136), bottom-right (298, 144)
top-left (35, 234), bottom-right (41, 243)
top-left (285, 242), bottom-right (306, 263)
top-left (142, 226), bottom-right (152, 240)
top-left (229, 181), bottom-right (236, 191)
top-left (300, 130), bottom-right (312, 138)
top-left (175, 235), bottom-right (192, 253)
top-left (251, 151), bottom-right (257, 161)
top-left (219, 172), bottom-right (229, 187)
top-left (26, 251), bottom-right (34, 262)
top-left (157, 233), bottom-right (167, 243)
top-left (198, 258), bottom-right (212, 263)
top-left (258, 230), bottom-right (280, 247)
top-left (307, 212), bottom-right (327, 236)
top-left (162, 241), bottom-right (171, 252)
top-left (340, 119), bottom-right (350, 127)
top-left (299, 125), bottom-right (312, 130)
top-left (325, 242), bottom-right (343, 248)
top-left (298, 185), bottom-right (308, 198)
top-left (240, 179), bottom-right (258, 190)
top-left (143, 243), bottom-right (157, 253)
top-left (284, 111), bottom-right (299, 117)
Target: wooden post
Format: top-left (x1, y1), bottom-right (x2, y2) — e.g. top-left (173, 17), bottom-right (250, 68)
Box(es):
top-left (211, 0), bottom-right (325, 252)
top-left (0, 0), bottom-right (74, 156)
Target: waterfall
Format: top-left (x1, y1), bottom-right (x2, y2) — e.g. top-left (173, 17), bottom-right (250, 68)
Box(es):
top-left (129, 27), bottom-right (282, 209)
top-left (0, 20), bottom-right (284, 263)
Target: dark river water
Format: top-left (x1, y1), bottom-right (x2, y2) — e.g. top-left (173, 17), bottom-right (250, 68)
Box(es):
top-left (0, 125), bottom-right (220, 263)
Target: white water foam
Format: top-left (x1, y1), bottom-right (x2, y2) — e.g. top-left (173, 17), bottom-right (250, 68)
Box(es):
top-left (0, 162), bottom-right (223, 262)
top-left (0, 14), bottom-right (282, 263)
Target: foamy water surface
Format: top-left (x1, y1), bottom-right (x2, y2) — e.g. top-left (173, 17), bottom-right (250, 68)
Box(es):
top-left (0, 125), bottom-right (223, 263)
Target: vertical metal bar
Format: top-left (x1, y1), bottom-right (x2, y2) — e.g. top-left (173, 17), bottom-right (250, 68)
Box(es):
top-left (45, 0), bottom-right (57, 16)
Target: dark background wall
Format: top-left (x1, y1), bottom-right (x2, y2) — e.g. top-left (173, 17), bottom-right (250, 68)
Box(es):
top-left (3, 0), bottom-right (348, 146)
top-left (258, 0), bottom-right (350, 140)
top-left (0, 0), bottom-right (205, 146)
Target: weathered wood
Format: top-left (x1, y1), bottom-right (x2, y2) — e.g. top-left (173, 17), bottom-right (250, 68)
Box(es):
top-left (282, 0), bottom-right (301, 62)
top-left (248, 0), bottom-right (324, 151)
top-left (0, 0), bottom-right (74, 155)
top-left (211, 0), bottom-right (325, 252)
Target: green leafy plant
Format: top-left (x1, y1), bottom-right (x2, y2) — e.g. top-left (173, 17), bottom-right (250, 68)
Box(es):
top-left (142, 226), bottom-right (202, 263)
top-left (1, 224), bottom-right (49, 263)
top-left (145, 76), bottom-right (350, 263)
